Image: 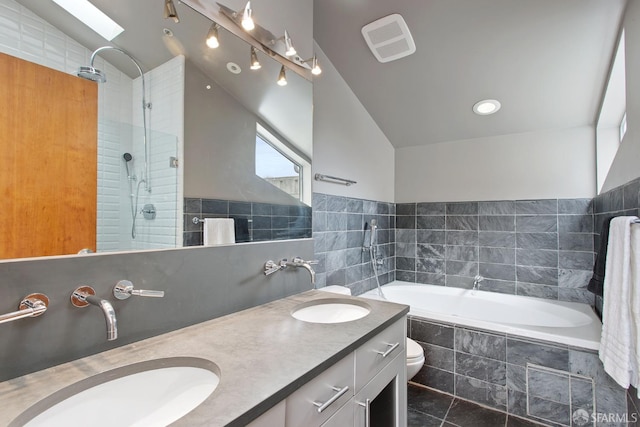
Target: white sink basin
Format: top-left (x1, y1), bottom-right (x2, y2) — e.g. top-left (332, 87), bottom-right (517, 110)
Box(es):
top-left (14, 357), bottom-right (220, 427)
top-left (292, 299), bottom-right (371, 324)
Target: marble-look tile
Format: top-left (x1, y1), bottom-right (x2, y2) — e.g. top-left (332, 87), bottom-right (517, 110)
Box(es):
top-left (363, 200), bottom-right (377, 215)
top-left (396, 215), bottom-right (416, 229)
top-left (558, 269), bottom-right (592, 289)
top-left (516, 266), bottom-right (559, 286)
top-left (312, 193), bottom-right (327, 211)
top-left (397, 229), bottom-right (417, 244)
top-left (346, 198), bottom-right (363, 213)
top-left (516, 232), bottom-right (559, 250)
top-left (557, 288), bottom-right (593, 304)
top-left (346, 231), bottom-right (364, 249)
top-left (326, 195), bottom-right (347, 212)
top-left (202, 199), bottom-right (228, 214)
top-left (422, 342), bottom-right (455, 371)
top-left (376, 202), bottom-right (390, 214)
top-left (558, 215), bottom-right (594, 233)
top-left (447, 230), bottom-right (479, 246)
top-left (184, 198), bottom-right (202, 213)
top-left (571, 377), bottom-right (594, 415)
top-left (418, 215), bottom-right (446, 230)
top-left (447, 202), bottom-right (479, 215)
top-left (417, 202), bottom-right (446, 215)
top-left (558, 198), bottom-right (593, 215)
top-left (313, 211), bottom-right (327, 232)
top-left (414, 365), bottom-right (455, 394)
top-left (397, 203), bottom-right (416, 215)
top-left (507, 363), bottom-right (527, 393)
top-left (396, 256), bottom-right (416, 271)
top-left (417, 229), bottom-right (446, 244)
top-left (455, 328), bottom-right (507, 361)
top-left (326, 212), bottom-right (348, 231)
top-left (325, 250), bottom-right (347, 271)
top-left (345, 264), bottom-right (363, 284)
top-left (516, 216), bottom-right (558, 233)
top-left (479, 263), bottom-right (516, 281)
top-left (479, 215), bottom-right (516, 232)
top-left (558, 233), bottom-right (594, 252)
top-left (479, 231), bottom-right (516, 248)
top-left (479, 200), bottom-right (516, 215)
top-left (507, 339), bottom-right (569, 371)
top-left (446, 275), bottom-right (474, 289)
top-left (326, 269), bottom-right (346, 286)
top-left (506, 415), bottom-right (548, 427)
top-left (325, 231), bottom-right (347, 251)
top-left (445, 260), bottom-right (478, 277)
top-left (411, 320), bottom-right (454, 348)
top-left (569, 351), bottom-right (623, 391)
top-left (417, 257), bottom-right (446, 274)
top-left (559, 251), bottom-right (594, 270)
top-left (447, 215), bottom-right (479, 230)
top-left (516, 283), bottom-right (559, 300)
top-left (527, 367), bottom-right (570, 404)
top-left (480, 279), bottom-right (516, 295)
top-left (407, 384), bottom-right (453, 419)
top-left (527, 395), bottom-right (570, 426)
top-left (623, 179), bottom-right (640, 210)
top-left (416, 272), bottom-right (446, 286)
top-left (455, 353), bottom-right (507, 385)
top-left (346, 248), bottom-right (363, 266)
top-left (516, 199), bottom-right (558, 215)
top-left (445, 398), bottom-right (507, 427)
top-left (480, 247), bottom-right (516, 264)
top-left (396, 242), bottom-right (416, 258)
top-left (454, 375), bottom-right (507, 410)
top-left (407, 409), bottom-right (442, 427)
top-left (417, 243), bottom-right (445, 259)
top-left (346, 213), bottom-right (364, 231)
top-left (445, 245), bottom-right (478, 261)
top-left (397, 270), bottom-right (416, 282)
top-left (516, 249), bottom-right (559, 268)
top-left (508, 389), bottom-right (528, 418)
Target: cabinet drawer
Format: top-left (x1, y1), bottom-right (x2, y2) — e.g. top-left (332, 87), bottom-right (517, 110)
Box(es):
top-left (355, 318), bottom-right (406, 391)
top-left (321, 397), bottom-right (354, 427)
top-left (285, 352), bottom-right (355, 427)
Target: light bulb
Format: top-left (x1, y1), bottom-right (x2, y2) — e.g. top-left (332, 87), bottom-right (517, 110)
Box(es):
top-left (206, 24), bottom-right (219, 49)
top-left (250, 46), bottom-right (261, 70)
top-left (311, 55), bottom-right (321, 75)
top-left (277, 65), bottom-right (287, 86)
top-left (241, 1), bottom-right (254, 30)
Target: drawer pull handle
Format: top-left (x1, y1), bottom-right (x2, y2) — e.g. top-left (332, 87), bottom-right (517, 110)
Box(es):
top-left (375, 342), bottom-right (400, 358)
top-left (313, 385), bottom-right (350, 413)
top-left (357, 398), bottom-right (371, 427)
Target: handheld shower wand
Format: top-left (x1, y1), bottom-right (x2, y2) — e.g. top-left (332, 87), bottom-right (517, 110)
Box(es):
top-left (364, 219), bottom-right (385, 299)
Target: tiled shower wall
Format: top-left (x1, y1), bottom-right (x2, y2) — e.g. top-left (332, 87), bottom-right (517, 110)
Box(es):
top-left (313, 193), bottom-right (395, 295)
top-left (395, 199), bottom-right (595, 304)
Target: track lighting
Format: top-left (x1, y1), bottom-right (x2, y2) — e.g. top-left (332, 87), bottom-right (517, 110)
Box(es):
top-left (164, 0), bottom-right (179, 23)
top-left (250, 46), bottom-right (261, 70)
top-left (304, 55), bottom-right (322, 75)
top-left (206, 23), bottom-right (219, 48)
top-left (277, 65), bottom-right (287, 86)
top-left (283, 30), bottom-right (296, 57)
top-left (241, 1), bottom-right (254, 31)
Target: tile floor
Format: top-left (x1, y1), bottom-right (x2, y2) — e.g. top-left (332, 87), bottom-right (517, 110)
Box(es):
top-left (408, 384), bottom-right (548, 427)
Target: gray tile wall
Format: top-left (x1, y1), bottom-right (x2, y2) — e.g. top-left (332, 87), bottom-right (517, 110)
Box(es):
top-left (395, 199), bottom-right (595, 304)
top-left (312, 193), bottom-right (395, 295)
top-left (592, 176), bottom-right (640, 425)
top-left (408, 317), bottom-right (628, 426)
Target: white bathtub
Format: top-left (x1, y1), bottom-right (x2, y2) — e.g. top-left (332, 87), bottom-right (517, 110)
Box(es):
top-left (361, 281), bottom-right (602, 350)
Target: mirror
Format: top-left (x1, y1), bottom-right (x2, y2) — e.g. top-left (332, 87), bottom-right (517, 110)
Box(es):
top-left (3, 0), bottom-right (313, 260)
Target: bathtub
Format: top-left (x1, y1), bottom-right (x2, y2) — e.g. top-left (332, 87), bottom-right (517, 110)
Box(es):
top-left (361, 281), bottom-right (602, 350)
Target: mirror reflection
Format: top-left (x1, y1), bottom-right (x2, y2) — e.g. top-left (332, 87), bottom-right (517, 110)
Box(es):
top-left (2, 0), bottom-right (313, 260)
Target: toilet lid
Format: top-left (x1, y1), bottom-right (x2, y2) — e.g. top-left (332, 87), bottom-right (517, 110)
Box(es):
top-left (406, 338), bottom-right (423, 359)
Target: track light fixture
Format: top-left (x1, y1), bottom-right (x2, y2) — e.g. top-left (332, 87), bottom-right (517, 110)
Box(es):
top-left (277, 65), bottom-right (287, 86)
top-left (303, 55), bottom-right (322, 75)
top-left (164, 0), bottom-right (179, 23)
top-left (283, 30), bottom-right (296, 57)
top-left (206, 23), bottom-right (220, 48)
top-left (241, 1), bottom-right (254, 31)
top-left (250, 46), bottom-right (261, 70)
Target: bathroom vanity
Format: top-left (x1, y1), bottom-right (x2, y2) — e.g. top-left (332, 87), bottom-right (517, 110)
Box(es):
top-left (0, 291), bottom-right (408, 427)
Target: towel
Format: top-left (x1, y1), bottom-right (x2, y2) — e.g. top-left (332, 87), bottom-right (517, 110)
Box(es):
top-left (203, 218), bottom-right (235, 246)
top-left (599, 216), bottom-right (640, 394)
top-left (588, 216), bottom-right (615, 296)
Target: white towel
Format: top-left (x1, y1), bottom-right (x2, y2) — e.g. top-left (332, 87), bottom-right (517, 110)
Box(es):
top-left (203, 218), bottom-right (235, 246)
top-left (599, 216), bottom-right (640, 394)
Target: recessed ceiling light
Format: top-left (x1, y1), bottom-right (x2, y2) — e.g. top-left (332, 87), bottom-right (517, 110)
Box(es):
top-left (51, 0), bottom-right (124, 41)
top-left (473, 99), bottom-right (501, 115)
top-left (226, 62), bottom-right (241, 74)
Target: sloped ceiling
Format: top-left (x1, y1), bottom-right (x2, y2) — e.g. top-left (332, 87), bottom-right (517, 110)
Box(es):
top-left (314, 0), bottom-right (627, 148)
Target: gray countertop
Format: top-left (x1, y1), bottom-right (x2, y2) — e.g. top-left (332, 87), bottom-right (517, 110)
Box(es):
top-left (0, 290), bottom-right (408, 426)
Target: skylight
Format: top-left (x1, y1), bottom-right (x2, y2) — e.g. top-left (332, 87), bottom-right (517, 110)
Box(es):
top-left (51, 0), bottom-right (124, 41)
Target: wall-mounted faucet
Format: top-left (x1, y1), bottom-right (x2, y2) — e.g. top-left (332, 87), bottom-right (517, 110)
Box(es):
top-left (71, 286), bottom-right (117, 341)
top-left (113, 280), bottom-right (165, 300)
top-left (264, 257), bottom-right (318, 286)
top-left (0, 293), bottom-right (49, 324)
top-left (473, 275), bottom-right (484, 291)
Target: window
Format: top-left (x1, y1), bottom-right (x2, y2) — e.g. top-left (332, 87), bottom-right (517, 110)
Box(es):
top-left (254, 123), bottom-right (310, 204)
top-left (619, 112), bottom-right (627, 142)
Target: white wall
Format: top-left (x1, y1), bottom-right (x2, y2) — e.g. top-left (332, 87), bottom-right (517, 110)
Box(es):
top-left (312, 44), bottom-right (395, 202)
top-left (395, 126), bottom-right (596, 203)
top-left (601, 0), bottom-right (640, 192)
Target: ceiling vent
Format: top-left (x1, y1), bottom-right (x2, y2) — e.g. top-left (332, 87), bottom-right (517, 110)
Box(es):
top-left (361, 14), bottom-right (416, 63)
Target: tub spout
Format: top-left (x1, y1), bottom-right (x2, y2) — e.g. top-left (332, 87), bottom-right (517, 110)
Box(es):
top-left (473, 275), bottom-right (484, 291)
top-left (71, 286), bottom-right (118, 341)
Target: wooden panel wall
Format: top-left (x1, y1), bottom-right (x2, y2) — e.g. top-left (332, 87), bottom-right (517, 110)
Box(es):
top-left (0, 53), bottom-right (98, 259)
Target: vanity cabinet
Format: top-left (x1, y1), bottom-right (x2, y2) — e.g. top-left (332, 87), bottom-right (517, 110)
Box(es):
top-left (282, 317), bottom-right (407, 427)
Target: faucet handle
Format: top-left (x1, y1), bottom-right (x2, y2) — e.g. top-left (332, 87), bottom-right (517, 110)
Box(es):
top-left (113, 280), bottom-right (165, 300)
top-left (264, 260), bottom-right (283, 275)
top-left (291, 257), bottom-right (319, 265)
top-left (71, 285), bottom-right (96, 307)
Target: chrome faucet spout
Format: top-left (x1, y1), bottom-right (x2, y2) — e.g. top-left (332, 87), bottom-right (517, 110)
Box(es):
top-left (283, 257), bottom-right (318, 286)
top-left (86, 296), bottom-right (118, 341)
top-left (71, 286), bottom-right (118, 341)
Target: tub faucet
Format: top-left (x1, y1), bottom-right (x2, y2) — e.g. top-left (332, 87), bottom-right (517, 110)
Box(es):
top-left (71, 286), bottom-right (117, 341)
top-left (473, 275), bottom-right (484, 291)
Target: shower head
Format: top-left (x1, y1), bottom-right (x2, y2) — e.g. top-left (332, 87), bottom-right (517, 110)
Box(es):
top-left (77, 66), bottom-right (106, 83)
top-left (123, 153), bottom-right (133, 162)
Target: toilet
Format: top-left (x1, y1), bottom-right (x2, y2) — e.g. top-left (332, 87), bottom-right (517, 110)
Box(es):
top-left (318, 285), bottom-right (425, 380)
